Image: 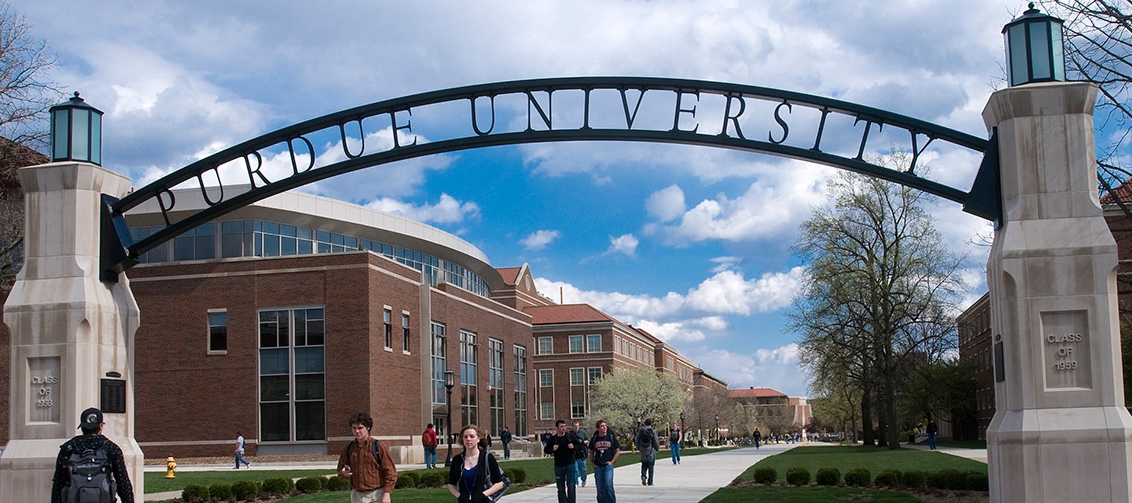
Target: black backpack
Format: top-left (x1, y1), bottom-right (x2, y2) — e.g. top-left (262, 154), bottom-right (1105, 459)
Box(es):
top-left (64, 439), bottom-right (116, 503)
top-left (345, 438), bottom-right (382, 466)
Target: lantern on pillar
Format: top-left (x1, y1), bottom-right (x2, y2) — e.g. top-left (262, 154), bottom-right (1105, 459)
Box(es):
top-left (50, 92), bottom-right (103, 166)
top-left (1003, 3), bottom-right (1066, 87)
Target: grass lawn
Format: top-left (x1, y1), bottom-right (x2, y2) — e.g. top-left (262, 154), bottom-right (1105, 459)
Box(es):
top-left (702, 444), bottom-right (988, 503)
top-left (145, 446), bottom-right (719, 501)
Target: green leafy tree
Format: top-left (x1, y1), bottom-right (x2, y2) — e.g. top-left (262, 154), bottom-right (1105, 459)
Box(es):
top-left (587, 366), bottom-right (687, 440)
top-left (791, 151), bottom-right (965, 449)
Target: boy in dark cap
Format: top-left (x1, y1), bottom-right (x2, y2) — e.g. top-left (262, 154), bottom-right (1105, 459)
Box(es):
top-left (51, 407), bottom-right (134, 503)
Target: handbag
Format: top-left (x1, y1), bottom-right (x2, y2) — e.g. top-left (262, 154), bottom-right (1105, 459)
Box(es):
top-left (485, 452), bottom-right (511, 502)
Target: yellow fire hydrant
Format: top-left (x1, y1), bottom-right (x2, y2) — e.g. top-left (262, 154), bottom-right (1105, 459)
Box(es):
top-left (165, 456), bottom-right (177, 479)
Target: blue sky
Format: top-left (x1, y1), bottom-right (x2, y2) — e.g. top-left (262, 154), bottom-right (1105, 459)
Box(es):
top-left (17, 1), bottom-right (1034, 397)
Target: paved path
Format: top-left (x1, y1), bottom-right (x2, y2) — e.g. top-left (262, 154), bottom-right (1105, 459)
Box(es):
top-left (902, 442), bottom-right (988, 463)
top-left (492, 443), bottom-right (796, 503)
top-left (145, 444), bottom-right (796, 502)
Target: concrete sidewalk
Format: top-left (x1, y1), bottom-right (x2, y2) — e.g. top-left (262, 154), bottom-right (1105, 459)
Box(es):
top-left (145, 444), bottom-right (796, 502)
top-left (902, 442), bottom-right (988, 463)
top-left (497, 443), bottom-right (796, 503)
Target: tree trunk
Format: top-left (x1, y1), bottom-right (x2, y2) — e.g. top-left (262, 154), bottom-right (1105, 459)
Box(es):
top-left (861, 386), bottom-right (875, 446)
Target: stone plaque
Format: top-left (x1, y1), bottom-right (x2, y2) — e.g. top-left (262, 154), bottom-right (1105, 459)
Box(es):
top-left (28, 357), bottom-right (61, 423)
top-left (1041, 310), bottom-right (1091, 389)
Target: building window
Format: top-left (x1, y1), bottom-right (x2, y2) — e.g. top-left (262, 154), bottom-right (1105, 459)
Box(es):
top-left (570, 368), bottom-right (584, 386)
top-left (538, 337), bottom-right (553, 355)
top-left (540, 369), bottom-right (554, 388)
top-left (541, 402), bottom-right (554, 420)
top-left (514, 345), bottom-right (528, 436)
top-left (568, 335), bottom-right (583, 354)
top-left (460, 330), bottom-right (478, 426)
top-left (489, 338), bottom-right (504, 436)
top-left (431, 322), bottom-right (447, 404)
top-left (258, 307), bottom-right (325, 443)
top-left (571, 401), bottom-right (585, 419)
top-left (382, 308), bottom-right (393, 349)
top-left (208, 310), bottom-right (227, 354)
top-left (588, 367), bottom-right (602, 385)
top-left (402, 313), bottom-right (411, 352)
top-left (587, 334), bottom-right (601, 352)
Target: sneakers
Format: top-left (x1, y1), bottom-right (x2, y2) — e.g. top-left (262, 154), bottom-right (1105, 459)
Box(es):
top-left (641, 477), bottom-right (647, 486)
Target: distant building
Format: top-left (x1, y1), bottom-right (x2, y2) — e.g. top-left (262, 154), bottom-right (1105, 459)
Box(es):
top-left (957, 292), bottom-right (993, 440)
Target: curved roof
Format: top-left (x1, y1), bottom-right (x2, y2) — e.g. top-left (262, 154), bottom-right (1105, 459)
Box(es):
top-left (125, 185), bottom-right (503, 290)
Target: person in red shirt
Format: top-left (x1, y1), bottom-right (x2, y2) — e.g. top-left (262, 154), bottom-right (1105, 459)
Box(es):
top-left (423, 423), bottom-right (439, 469)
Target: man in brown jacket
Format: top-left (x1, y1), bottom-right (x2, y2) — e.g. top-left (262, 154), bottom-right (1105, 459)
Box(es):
top-left (337, 412), bottom-right (397, 503)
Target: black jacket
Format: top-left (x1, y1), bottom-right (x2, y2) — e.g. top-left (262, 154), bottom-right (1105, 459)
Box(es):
top-left (448, 449), bottom-right (503, 502)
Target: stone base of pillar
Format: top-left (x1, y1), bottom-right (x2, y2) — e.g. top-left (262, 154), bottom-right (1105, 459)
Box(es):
top-left (989, 407), bottom-right (1132, 502)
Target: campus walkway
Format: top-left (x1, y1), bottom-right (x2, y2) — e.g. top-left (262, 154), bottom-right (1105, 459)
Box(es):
top-left (143, 443), bottom-right (798, 502)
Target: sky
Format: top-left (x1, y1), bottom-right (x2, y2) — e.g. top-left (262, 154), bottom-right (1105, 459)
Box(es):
top-left (16, 0), bottom-right (1035, 398)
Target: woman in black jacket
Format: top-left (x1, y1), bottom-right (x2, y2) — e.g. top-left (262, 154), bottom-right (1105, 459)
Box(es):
top-left (446, 424), bottom-right (505, 503)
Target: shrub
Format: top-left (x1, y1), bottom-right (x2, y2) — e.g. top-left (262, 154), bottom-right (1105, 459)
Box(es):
top-left (261, 477), bottom-right (296, 496)
top-left (319, 476), bottom-right (330, 489)
top-left (396, 471), bottom-right (418, 487)
top-left (231, 480), bottom-right (259, 501)
top-left (418, 471), bottom-right (447, 488)
top-left (296, 476), bottom-right (324, 493)
top-left (208, 482), bottom-right (233, 500)
top-left (504, 467), bottom-right (526, 484)
top-left (943, 469), bottom-right (967, 490)
top-left (901, 470), bottom-right (928, 489)
top-left (844, 468), bottom-right (871, 487)
top-left (753, 467), bottom-right (777, 484)
top-left (874, 470), bottom-right (902, 488)
top-left (785, 467), bottom-right (811, 486)
top-left (965, 471), bottom-right (989, 491)
top-left (326, 476), bottom-right (348, 491)
top-left (180, 484), bottom-right (209, 502)
top-left (815, 467), bottom-right (840, 486)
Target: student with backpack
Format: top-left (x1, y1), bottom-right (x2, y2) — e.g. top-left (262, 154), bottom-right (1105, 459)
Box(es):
top-left (337, 412), bottom-right (397, 503)
top-left (51, 407), bottom-right (134, 503)
top-left (446, 424), bottom-right (508, 503)
top-left (635, 419), bottom-right (660, 486)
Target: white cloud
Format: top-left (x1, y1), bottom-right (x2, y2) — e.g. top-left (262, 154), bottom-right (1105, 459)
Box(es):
top-left (646, 185), bottom-right (687, 222)
top-left (605, 234), bottom-right (639, 257)
top-left (365, 194), bottom-right (479, 225)
top-left (521, 230), bottom-right (561, 251)
top-left (682, 344), bottom-right (808, 397)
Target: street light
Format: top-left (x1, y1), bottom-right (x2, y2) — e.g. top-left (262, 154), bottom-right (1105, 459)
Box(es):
top-left (1003, 2), bottom-right (1065, 87)
top-left (444, 370), bottom-right (455, 467)
top-left (49, 92), bottom-right (103, 166)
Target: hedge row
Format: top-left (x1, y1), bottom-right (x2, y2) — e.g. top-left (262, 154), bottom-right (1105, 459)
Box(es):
top-left (181, 467), bottom-right (529, 502)
top-left (751, 467), bottom-right (989, 491)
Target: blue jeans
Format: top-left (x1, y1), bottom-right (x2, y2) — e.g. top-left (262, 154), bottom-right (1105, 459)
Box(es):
top-left (928, 433), bottom-right (937, 450)
top-left (575, 456), bottom-right (588, 485)
top-left (424, 446), bottom-right (437, 467)
top-left (553, 463), bottom-right (577, 503)
top-left (671, 442), bottom-right (680, 464)
top-left (235, 450), bottom-right (249, 468)
top-left (594, 463), bottom-right (616, 503)
top-left (640, 453), bottom-right (655, 485)
top-left (502, 442), bottom-right (511, 460)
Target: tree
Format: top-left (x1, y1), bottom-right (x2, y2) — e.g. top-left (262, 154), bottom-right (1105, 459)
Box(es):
top-left (0, 3), bottom-right (60, 293)
top-left (0, 3), bottom-right (59, 149)
top-left (587, 366), bottom-right (687, 442)
top-left (790, 152), bottom-right (966, 449)
top-left (901, 358), bottom-right (978, 440)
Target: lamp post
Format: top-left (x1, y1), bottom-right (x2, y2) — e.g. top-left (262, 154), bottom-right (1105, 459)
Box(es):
top-left (1003, 2), bottom-right (1065, 87)
top-left (443, 370), bottom-right (455, 467)
top-left (49, 92), bottom-right (104, 166)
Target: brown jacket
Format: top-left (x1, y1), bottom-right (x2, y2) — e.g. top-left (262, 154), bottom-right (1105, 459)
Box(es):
top-left (337, 436), bottom-right (397, 493)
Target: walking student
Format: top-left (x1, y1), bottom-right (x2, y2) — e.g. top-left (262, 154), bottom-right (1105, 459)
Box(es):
top-left (573, 421), bottom-right (589, 487)
top-left (336, 412), bottom-right (397, 503)
top-left (669, 426), bottom-right (681, 465)
top-left (635, 419), bottom-right (660, 486)
top-left (423, 423), bottom-right (439, 469)
top-left (234, 431), bottom-right (251, 469)
top-left (544, 419), bottom-right (580, 503)
top-left (500, 425), bottom-right (513, 460)
top-left (589, 419), bottom-right (620, 503)
top-left (51, 407), bottom-right (135, 503)
top-left (446, 424), bottom-right (506, 503)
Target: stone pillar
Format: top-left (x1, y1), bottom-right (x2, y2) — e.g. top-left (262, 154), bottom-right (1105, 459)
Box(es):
top-left (984, 81), bottom-right (1132, 503)
top-left (1, 162), bottom-right (142, 503)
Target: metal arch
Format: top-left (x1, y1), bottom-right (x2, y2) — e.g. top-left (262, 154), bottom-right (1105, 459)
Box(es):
top-left (101, 76), bottom-right (1000, 281)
